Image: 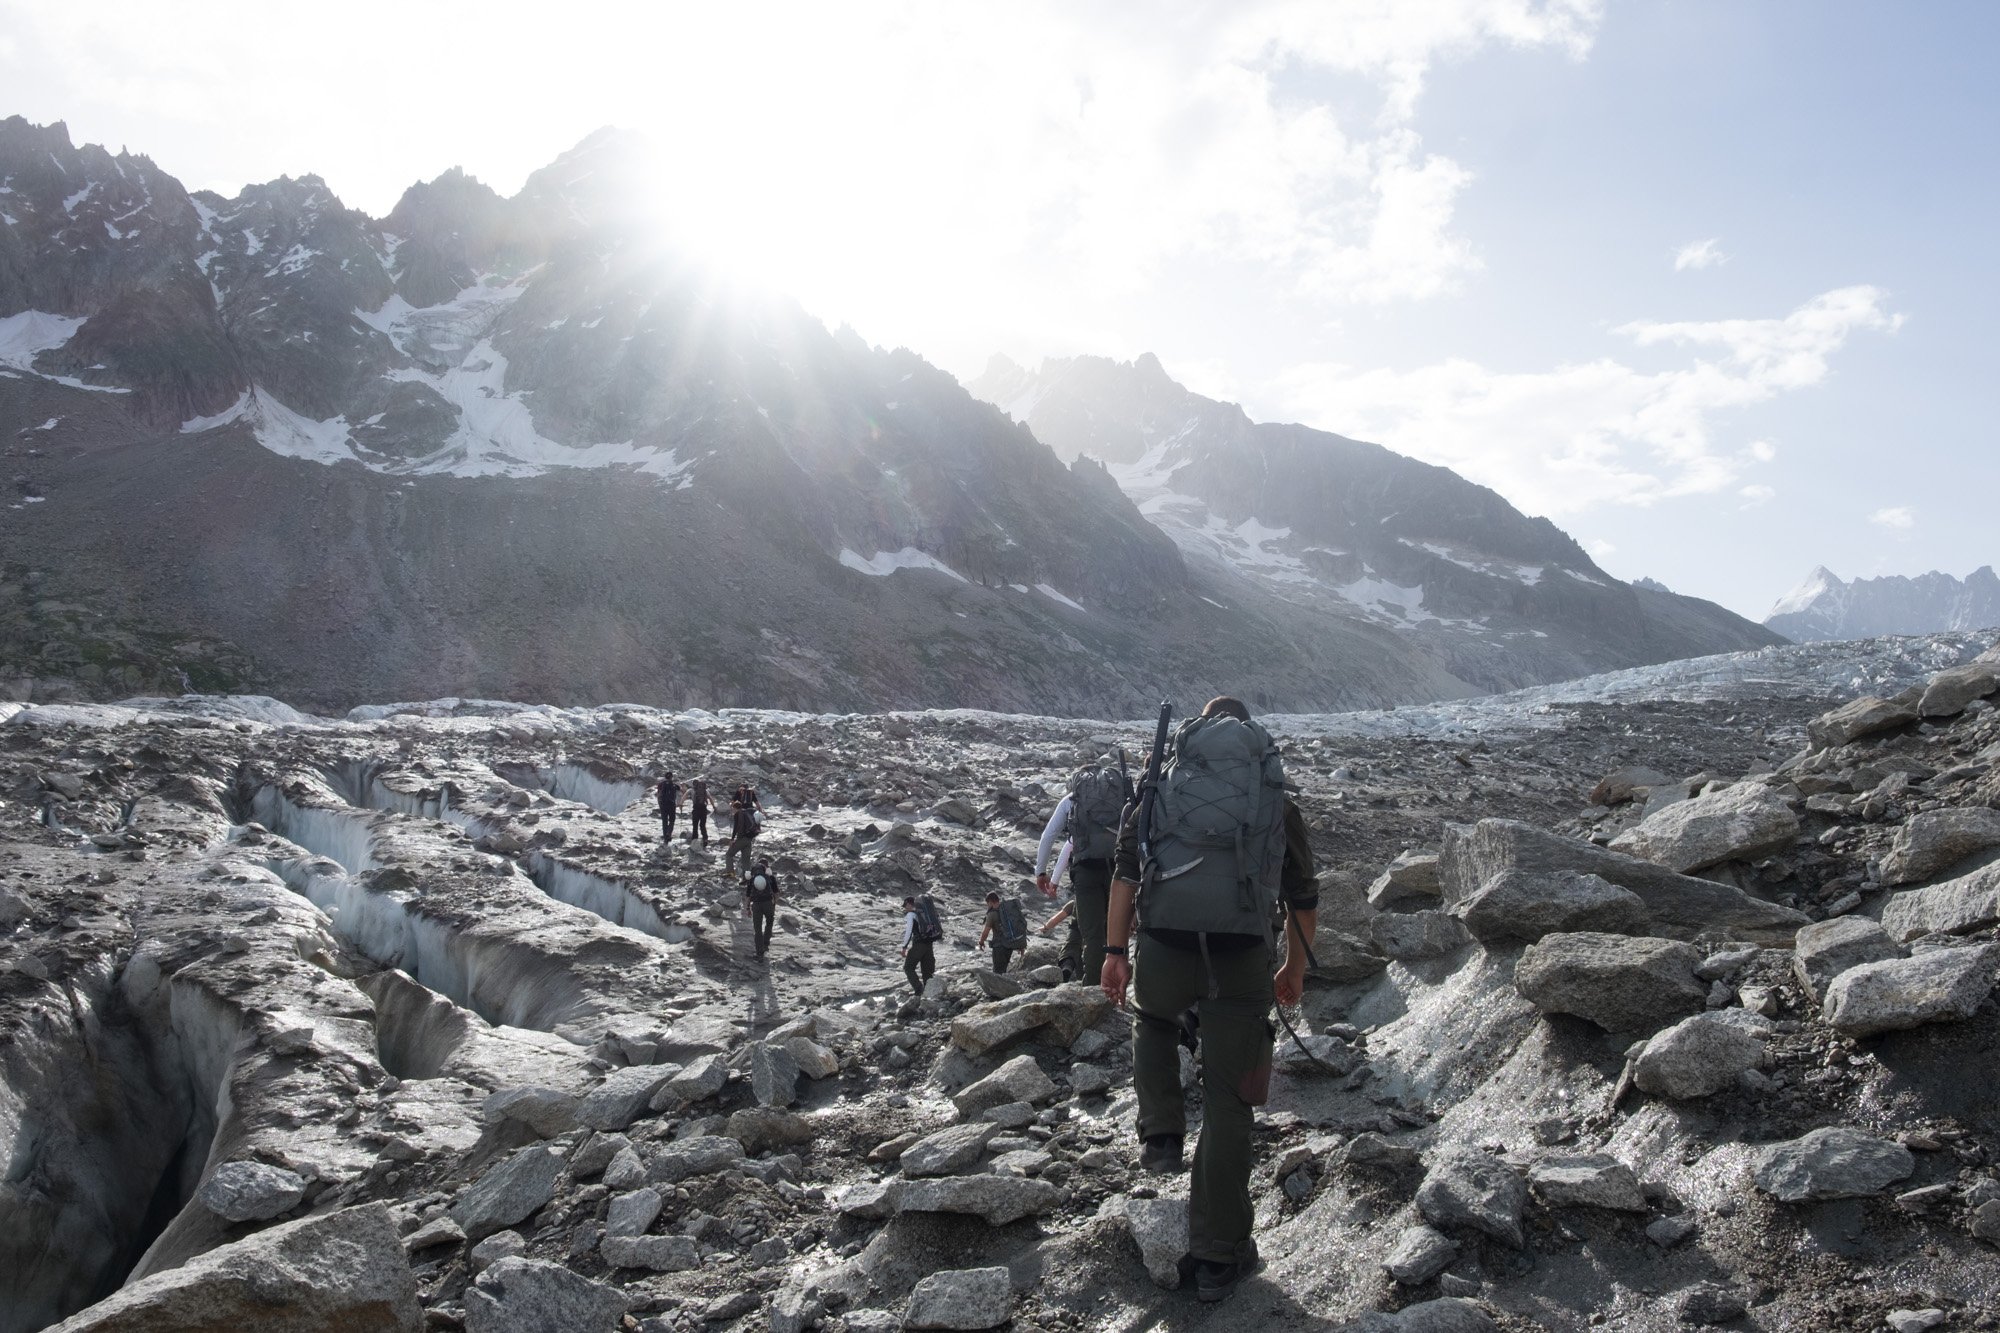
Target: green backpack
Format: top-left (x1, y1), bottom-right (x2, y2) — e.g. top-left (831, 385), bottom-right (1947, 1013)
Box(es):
top-left (1137, 715), bottom-right (1288, 939)
top-left (1066, 765), bottom-right (1130, 862)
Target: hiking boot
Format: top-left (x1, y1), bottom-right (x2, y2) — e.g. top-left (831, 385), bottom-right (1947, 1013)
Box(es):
top-left (1193, 1259), bottom-right (1244, 1303)
top-left (1139, 1134), bottom-right (1184, 1174)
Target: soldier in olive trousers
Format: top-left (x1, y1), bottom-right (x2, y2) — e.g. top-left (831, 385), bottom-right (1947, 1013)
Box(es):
top-left (1100, 696), bottom-right (1319, 1303)
top-left (1129, 936), bottom-right (1276, 1270)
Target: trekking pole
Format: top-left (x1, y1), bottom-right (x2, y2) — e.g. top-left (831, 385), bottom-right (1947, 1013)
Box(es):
top-left (1272, 900), bottom-right (1347, 1077)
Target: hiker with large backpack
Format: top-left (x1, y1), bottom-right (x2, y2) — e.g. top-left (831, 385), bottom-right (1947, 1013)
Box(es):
top-left (901, 893), bottom-right (944, 996)
top-left (1099, 696), bottom-right (1319, 1304)
top-left (724, 792), bottom-right (760, 876)
top-left (656, 771), bottom-right (681, 843)
top-left (976, 891), bottom-right (1029, 974)
top-left (741, 858), bottom-right (779, 959)
top-left (688, 778), bottom-right (712, 847)
top-left (1035, 754), bottom-right (1131, 986)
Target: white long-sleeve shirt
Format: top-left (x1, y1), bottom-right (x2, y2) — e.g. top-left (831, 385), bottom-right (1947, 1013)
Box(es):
top-left (902, 910), bottom-right (917, 949)
top-left (1034, 795), bottom-right (1073, 876)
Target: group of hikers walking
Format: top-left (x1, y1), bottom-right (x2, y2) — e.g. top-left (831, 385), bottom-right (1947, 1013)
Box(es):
top-left (897, 695), bottom-right (1316, 1303)
top-left (654, 772), bottom-right (777, 958)
top-left (646, 696), bottom-right (1312, 1303)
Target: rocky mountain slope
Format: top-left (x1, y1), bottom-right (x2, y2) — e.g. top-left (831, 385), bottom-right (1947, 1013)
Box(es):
top-left (1768, 566), bottom-right (2000, 642)
top-left (9, 114), bottom-right (1770, 716)
top-left (969, 353), bottom-right (1784, 696)
top-left (4, 631), bottom-right (1998, 1331)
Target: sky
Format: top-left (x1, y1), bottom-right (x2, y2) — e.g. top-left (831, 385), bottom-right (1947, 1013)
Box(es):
top-left (1, 0), bottom-right (1993, 620)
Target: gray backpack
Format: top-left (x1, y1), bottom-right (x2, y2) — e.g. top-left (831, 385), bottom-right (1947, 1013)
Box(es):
top-left (1137, 716), bottom-right (1288, 938)
top-left (1066, 766), bottom-right (1129, 863)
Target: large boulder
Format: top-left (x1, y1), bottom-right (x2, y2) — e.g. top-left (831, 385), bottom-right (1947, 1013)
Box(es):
top-left (1528, 1154), bottom-right (1647, 1211)
top-left (1440, 820), bottom-right (1806, 944)
top-left (1792, 916), bottom-right (1901, 1002)
top-left (577, 1064), bottom-right (678, 1132)
top-left (196, 1160), bottom-right (308, 1223)
top-left (1451, 870), bottom-right (1649, 944)
top-left (1821, 944), bottom-right (2000, 1037)
top-left (949, 986), bottom-right (1111, 1055)
top-left (1096, 1195), bottom-right (1188, 1289)
top-left (1370, 911), bottom-right (1471, 961)
top-left (951, 1053), bottom-right (1058, 1116)
top-left (650, 1053), bottom-right (729, 1111)
top-left (1880, 809), bottom-right (2000, 886)
top-left (1382, 1225), bottom-right (1457, 1285)
top-left (724, 1107), bottom-right (815, 1155)
top-left (1631, 1011), bottom-right (1770, 1099)
top-left (645, 1135), bottom-right (744, 1183)
top-left (1881, 864), bottom-right (2000, 941)
top-left (1918, 662), bottom-right (2000, 718)
top-left (451, 1144), bottom-right (567, 1241)
top-left (1808, 696), bottom-right (1918, 749)
top-left (749, 1041), bottom-right (802, 1107)
top-left (47, 1204), bottom-right (422, 1333)
top-left (1515, 932), bottom-right (1707, 1033)
top-left (1415, 1150), bottom-right (1529, 1248)
top-left (901, 1123), bottom-right (999, 1177)
top-left (1368, 852), bottom-right (1443, 908)
top-left (1751, 1128), bottom-right (1914, 1201)
top-left (904, 1267), bottom-right (1012, 1330)
top-left (1608, 781), bottom-right (1801, 874)
top-left (1309, 927), bottom-right (1391, 982)
top-left (463, 1257), bottom-right (626, 1333)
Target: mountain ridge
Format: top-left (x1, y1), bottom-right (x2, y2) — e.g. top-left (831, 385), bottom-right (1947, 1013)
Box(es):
top-left (6, 118), bottom-right (1774, 712)
top-left (969, 351), bottom-right (1784, 695)
top-left (1766, 564), bottom-right (2000, 642)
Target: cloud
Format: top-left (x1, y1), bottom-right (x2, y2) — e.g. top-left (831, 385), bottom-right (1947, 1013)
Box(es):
top-left (1870, 506), bottom-right (1915, 530)
top-left (1264, 285), bottom-right (1900, 518)
top-left (0, 0), bottom-right (1605, 360)
top-left (1585, 538), bottom-right (1616, 558)
top-left (1739, 484), bottom-right (1775, 508)
top-left (1673, 238), bottom-right (1726, 271)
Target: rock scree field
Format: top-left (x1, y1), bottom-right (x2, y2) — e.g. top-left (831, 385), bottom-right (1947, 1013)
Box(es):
top-left (1, 631), bottom-right (1998, 1332)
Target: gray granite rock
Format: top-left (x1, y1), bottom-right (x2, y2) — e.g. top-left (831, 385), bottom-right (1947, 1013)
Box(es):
top-left (465, 1256), bottom-right (625, 1332)
top-left (197, 1160), bottom-right (307, 1223)
top-left (904, 1266), bottom-right (1012, 1330)
top-left (1752, 1127), bottom-right (1915, 1201)
top-left (1415, 1150), bottom-right (1528, 1248)
top-left (1515, 932), bottom-right (1707, 1033)
top-left (1821, 944), bottom-right (2000, 1036)
top-left (451, 1144), bottom-right (566, 1241)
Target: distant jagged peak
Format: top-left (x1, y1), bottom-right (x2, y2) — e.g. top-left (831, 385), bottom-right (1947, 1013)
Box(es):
top-left (1765, 563), bottom-right (2000, 639)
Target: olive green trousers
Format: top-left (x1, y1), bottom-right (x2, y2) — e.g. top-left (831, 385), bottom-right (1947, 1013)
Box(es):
top-left (1131, 934), bottom-right (1274, 1265)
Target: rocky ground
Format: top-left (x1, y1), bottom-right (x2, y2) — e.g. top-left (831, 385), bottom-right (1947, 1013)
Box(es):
top-left (2, 634), bottom-right (1998, 1332)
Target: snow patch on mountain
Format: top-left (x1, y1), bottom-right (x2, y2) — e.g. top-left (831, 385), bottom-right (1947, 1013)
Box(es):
top-left (0, 309), bottom-right (127, 393)
top-left (839, 547), bottom-right (968, 581)
top-left (0, 309), bottom-right (85, 372)
top-left (1034, 583), bottom-right (1085, 612)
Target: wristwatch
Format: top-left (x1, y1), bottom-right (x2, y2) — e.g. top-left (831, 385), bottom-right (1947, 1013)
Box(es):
top-left (1103, 945), bottom-right (1128, 958)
